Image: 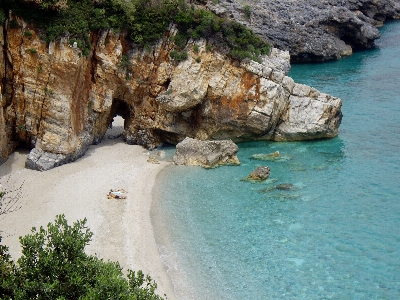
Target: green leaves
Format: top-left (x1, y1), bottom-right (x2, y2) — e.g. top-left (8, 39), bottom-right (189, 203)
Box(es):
top-left (16, 215), bottom-right (93, 299)
top-left (172, 8), bottom-right (271, 62)
top-left (1, 215), bottom-right (165, 299)
top-left (128, 270), bottom-right (161, 300)
top-left (4, 0), bottom-right (270, 64)
top-left (170, 50), bottom-right (188, 61)
top-left (0, 244), bottom-right (16, 298)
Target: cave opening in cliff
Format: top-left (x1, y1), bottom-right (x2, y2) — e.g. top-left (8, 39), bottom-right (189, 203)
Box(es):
top-left (105, 99), bottom-right (131, 141)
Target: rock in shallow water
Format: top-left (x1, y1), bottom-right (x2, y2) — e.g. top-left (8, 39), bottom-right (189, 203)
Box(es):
top-left (250, 151), bottom-right (292, 162)
top-left (276, 183), bottom-right (294, 190)
top-left (246, 166), bottom-right (271, 181)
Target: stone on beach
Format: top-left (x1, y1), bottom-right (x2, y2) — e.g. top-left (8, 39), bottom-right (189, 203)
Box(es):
top-left (173, 137), bottom-right (240, 168)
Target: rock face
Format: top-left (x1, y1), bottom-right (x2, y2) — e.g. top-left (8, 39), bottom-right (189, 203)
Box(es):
top-left (0, 14), bottom-right (342, 170)
top-left (206, 0), bottom-right (400, 62)
top-left (173, 137), bottom-right (240, 168)
top-left (247, 166), bottom-right (271, 181)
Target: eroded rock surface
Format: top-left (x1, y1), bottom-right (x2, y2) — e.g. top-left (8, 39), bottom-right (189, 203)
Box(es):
top-left (173, 137), bottom-right (240, 168)
top-left (246, 166), bottom-right (271, 181)
top-left (206, 0), bottom-right (400, 61)
top-left (0, 15), bottom-right (342, 170)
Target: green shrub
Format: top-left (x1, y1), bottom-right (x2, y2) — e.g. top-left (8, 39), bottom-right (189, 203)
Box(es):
top-left (24, 30), bottom-right (32, 37)
top-left (29, 48), bottom-right (37, 54)
top-left (174, 8), bottom-right (270, 62)
top-left (193, 44), bottom-right (199, 53)
top-left (244, 5), bottom-right (251, 19)
top-left (118, 54), bottom-right (132, 70)
top-left (82, 47), bottom-right (91, 57)
top-left (128, 0), bottom-right (187, 46)
top-left (0, 9), bottom-right (7, 24)
top-left (3, 0), bottom-right (270, 63)
top-left (0, 215), bottom-right (165, 299)
top-left (196, 57), bottom-right (201, 63)
top-left (172, 32), bottom-right (188, 49)
top-left (170, 50), bottom-right (188, 61)
top-left (44, 86), bottom-right (54, 96)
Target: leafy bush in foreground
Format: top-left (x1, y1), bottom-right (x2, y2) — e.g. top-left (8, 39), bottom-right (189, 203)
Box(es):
top-left (0, 214), bottom-right (165, 300)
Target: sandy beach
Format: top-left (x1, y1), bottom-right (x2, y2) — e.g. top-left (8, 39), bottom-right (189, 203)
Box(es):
top-left (0, 117), bottom-right (176, 299)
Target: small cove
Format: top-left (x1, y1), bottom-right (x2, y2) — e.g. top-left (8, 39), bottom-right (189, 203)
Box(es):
top-left (152, 21), bottom-right (400, 299)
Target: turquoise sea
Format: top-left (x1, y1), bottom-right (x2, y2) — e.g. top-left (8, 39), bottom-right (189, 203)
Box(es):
top-left (152, 21), bottom-right (400, 299)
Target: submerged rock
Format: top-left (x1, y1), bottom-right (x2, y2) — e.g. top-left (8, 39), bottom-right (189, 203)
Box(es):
top-left (264, 192), bottom-right (301, 201)
top-left (246, 166), bottom-right (271, 181)
top-left (268, 151), bottom-right (280, 157)
top-left (258, 186), bottom-right (276, 193)
top-left (276, 183), bottom-right (294, 190)
top-left (173, 137), bottom-right (240, 168)
top-left (251, 152), bottom-right (291, 162)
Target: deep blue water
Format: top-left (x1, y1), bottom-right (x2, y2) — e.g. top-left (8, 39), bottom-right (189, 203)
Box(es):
top-left (152, 21), bottom-right (400, 299)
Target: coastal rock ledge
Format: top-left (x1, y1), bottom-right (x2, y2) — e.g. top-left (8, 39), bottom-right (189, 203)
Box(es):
top-left (0, 16), bottom-right (342, 170)
top-left (208, 0), bottom-right (400, 62)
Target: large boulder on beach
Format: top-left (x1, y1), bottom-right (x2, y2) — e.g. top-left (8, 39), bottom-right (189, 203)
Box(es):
top-left (173, 137), bottom-right (240, 168)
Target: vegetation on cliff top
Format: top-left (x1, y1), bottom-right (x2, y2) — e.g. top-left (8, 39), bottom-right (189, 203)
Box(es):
top-left (1, 0), bottom-right (270, 62)
top-left (0, 214), bottom-right (165, 299)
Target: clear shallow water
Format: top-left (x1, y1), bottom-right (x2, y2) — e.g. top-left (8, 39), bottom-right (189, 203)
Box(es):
top-left (153, 21), bottom-right (400, 299)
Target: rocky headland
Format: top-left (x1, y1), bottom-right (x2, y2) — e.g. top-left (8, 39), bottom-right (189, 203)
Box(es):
top-left (205, 0), bottom-right (400, 62)
top-left (0, 11), bottom-right (343, 170)
top-left (1, 0), bottom-right (399, 170)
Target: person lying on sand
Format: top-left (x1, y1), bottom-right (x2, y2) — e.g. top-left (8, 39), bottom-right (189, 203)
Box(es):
top-left (107, 189), bottom-right (127, 199)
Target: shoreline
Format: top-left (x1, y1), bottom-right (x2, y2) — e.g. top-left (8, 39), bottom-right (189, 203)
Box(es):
top-left (151, 166), bottom-right (195, 300)
top-left (0, 120), bottom-right (176, 299)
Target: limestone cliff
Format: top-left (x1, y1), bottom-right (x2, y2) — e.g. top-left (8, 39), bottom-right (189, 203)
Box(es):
top-left (0, 15), bottom-right (342, 170)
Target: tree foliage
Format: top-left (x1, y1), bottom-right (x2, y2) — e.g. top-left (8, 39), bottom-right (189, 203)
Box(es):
top-left (2, 0), bottom-right (270, 61)
top-left (0, 215), bottom-right (165, 299)
top-left (174, 8), bottom-right (270, 62)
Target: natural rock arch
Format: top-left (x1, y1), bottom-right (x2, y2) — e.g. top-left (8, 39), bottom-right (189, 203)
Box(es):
top-left (1, 22), bottom-right (342, 171)
top-left (106, 99), bottom-right (133, 141)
